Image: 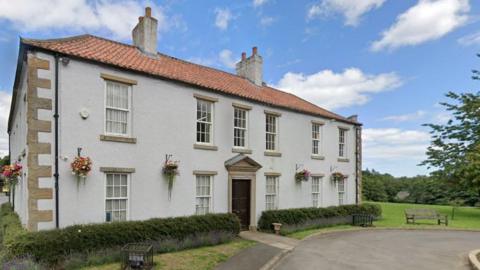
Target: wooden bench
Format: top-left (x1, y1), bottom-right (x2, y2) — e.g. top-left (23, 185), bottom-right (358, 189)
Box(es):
top-left (405, 208), bottom-right (448, 226)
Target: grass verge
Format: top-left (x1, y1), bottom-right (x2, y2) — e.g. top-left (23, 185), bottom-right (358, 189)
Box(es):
top-left (82, 239), bottom-right (255, 270)
top-left (285, 202), bottom-right (480, 240)
top-left (372, 202), bottom-right (480, 229)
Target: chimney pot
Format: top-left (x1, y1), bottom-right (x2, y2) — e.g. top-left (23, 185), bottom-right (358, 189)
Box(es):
top-left (132, 6), bottom-right (158, 55)
top-left (236, 46), bottom-right (263, 86)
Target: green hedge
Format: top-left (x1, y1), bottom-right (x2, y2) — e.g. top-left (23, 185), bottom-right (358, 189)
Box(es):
top-left (258, 203), bottom-right (382, 231)
top-left (0, 203), bottom-right (26, 246)
top-left (8, 213), bottom-right (240, 266)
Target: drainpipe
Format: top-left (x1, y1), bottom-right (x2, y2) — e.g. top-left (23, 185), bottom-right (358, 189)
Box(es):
top-left (54, 54), bottom-right (60, 228)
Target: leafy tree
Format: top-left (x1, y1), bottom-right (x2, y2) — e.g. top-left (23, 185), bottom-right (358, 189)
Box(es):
top-left (421, 66), bottom-right (480, 195)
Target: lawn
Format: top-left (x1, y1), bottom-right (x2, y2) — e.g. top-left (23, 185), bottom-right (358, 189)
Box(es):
top-left (372, 201), bottom-right (480, 229)
top-left (82, 239), bottom-right (255, 270)
top-left (286, 202), bottom-right (480, 240)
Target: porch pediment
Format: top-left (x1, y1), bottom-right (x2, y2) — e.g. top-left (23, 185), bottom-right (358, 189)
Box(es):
top-left (224, 154), bottom-right (262, 172)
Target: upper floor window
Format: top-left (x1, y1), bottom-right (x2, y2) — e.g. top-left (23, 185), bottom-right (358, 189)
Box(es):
top-left (196, 100), bottom-right (213, 144)
top-left (265, 114), bottom-right (278, 151)
top-left (105, 173), bottom-right (128, 222)
top-left (265, 176), bottom-right (279, 210)
top-left (312, 176), bottom-right (322, 207)
top-left (234, 108), bottom-right (248, 148)
top-left (312, 123), bottom-right (322, 155)
top-left (195, 175), bottom-right (213, 215)
top-left (339, 129), bottom-right (347, 157)
top-left (105, 81), bottom-right (131, 136)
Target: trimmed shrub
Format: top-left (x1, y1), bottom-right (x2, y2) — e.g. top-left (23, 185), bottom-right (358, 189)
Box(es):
top-left (0, 203), bottom-right (26, 246)
top-left (7, 213), bottom-right (240, 266)
top-left (257, 203), bottom-right (382, 233)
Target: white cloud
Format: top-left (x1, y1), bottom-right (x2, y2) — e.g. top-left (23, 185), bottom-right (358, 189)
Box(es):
top-left (363, 128), bottom-right (430, 160)
top-left (188, 49), bottom-right (239, 69)
top-left (381, 110), bottom-right (426, 122)
top-left (307, 0), bottom-right (385, 26)
top-left (260, 16), bottom-right (276, 27)
top-left (458, 31), bottom-right (480, 46)
top-left (371, 0), bottom-right (470, 51)
top-left (218, 49), bottom-right (237, 69)
top-left (274, 68), bottom-right (402, 110)
top-left (253, 0), bottom-right (269, 8)
top-left (0, 91), bottom-right (11, 157)
top-left (214, 8), bottom-right (233, 30)
top-left (0, 0), bottom-right (187, 40)
top-left (0, 0), bottom-right (179, 40)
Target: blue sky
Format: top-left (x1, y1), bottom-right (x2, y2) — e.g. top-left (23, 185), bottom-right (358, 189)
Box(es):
top-left (0, 0), bottom-right (479, 176)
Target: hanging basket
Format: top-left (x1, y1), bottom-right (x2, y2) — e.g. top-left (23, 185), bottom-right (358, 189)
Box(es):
top-left (295, 169), bottom-right (311, 182)
top-left (71, 156), bottom-right (92, 186)
top-left (2, 163), bottom-right (22, 189)
top-left (162, 159), bottom-right (179, 201)
top-left (331, 172), bottom-right (346, 183)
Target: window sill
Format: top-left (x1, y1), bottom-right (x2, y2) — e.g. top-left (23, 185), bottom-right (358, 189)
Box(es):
top-left (232, 148), bottom-right (252, 154)
top-left (100, 135), bottom-right (137, 144)
top-left (193, 144), bottom-right (218, 151)
top-left (338, 158), bottom-right (350, 163)
top-left (264, 151), bottom-right (282, 157)
top-left (311, 155), bottom-right (325, 160)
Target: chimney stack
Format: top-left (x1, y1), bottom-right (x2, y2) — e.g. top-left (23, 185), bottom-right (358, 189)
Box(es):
top-left (132, 7), bottom-right (158, 55)
top-left (236, 47), bottom-right (263, 86)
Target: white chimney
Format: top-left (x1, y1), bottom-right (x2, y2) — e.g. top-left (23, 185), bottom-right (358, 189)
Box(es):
top-left (132, 7), bottom-right (158, 55)
top-left (236, 47), bottom-right (263, 86)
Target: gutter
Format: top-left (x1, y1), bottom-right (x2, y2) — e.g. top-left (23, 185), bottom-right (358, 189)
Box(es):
top-left (54, 54), bottom-right (60, 228)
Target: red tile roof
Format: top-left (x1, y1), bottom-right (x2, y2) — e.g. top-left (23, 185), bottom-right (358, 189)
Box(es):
top-left (21, 34), bottom-right (358, 124)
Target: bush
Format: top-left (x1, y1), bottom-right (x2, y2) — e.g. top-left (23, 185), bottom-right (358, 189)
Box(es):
top-left (0, 203), bottom-right (26, 246)
top-left (257, 203), bottom-right (381, 232)
top-left (7, 213), bottom-right (240, 266)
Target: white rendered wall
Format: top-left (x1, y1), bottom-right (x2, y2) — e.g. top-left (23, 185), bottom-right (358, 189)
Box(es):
top-left (9, 61), bottom-right (28, 226)
top-left (54, 57), bottom-right (358, 228)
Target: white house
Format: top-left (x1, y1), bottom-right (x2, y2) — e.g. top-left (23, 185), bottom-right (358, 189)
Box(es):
top-left (8, 7), bottom-right (362, 231)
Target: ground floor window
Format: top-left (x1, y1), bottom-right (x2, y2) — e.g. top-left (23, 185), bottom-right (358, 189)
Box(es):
top-left (312, 176), bottom-right (322, 207)
top-left (338, 179), bottom-right (346, 205)
top-left (105, 173), bottom-right (128, 222)
top-left (265, 176), bottom-right (279, 210)
top-left (196, 175), bottom-right (213, 215)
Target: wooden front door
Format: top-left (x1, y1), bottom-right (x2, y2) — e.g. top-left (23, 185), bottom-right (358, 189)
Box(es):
top-left (232, 179), bottom-right (251, 230)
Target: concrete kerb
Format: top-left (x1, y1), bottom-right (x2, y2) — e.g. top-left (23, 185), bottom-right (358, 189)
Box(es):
top-left (469, 249), bottom-right (480, 270)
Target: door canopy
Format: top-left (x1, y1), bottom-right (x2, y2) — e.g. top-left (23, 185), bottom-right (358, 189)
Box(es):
top-left (224, 154), bottom-right (262, 172)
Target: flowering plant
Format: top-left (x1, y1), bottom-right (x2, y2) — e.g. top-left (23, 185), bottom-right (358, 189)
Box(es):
top-left (162, 159), bottom-right (179, 200)
top-left (295, 169), bottom-right (310, 182)
top-left (71, 156), bottom-right (92, 178)
top-left (2, 163), bottom-right (22, 187)
top-left (331, 172), bottom-right (346, 183)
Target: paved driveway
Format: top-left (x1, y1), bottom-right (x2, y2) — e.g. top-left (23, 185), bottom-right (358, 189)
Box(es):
top-left (275, 230), bottom-right (480, 270)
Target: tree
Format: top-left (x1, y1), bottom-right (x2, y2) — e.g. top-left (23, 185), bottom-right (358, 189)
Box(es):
top-left (421, 62), bottom-right (480, 196)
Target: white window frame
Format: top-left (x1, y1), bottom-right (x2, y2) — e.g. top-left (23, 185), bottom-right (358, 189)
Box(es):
top-left (105, 173), bottom-right (130, 222)
top-left (265, 176), bottom-right (279, 210)
top-left (311, 176), bottom-right (322, 207)
top-left (233, 107), bottom-right (248, 148)
top-left (195, 175), bottom-right (214, 215)
top-left (312, 123), bottom-right (322, 155)
top-left (104, 80), bottom-right (132, 137)
top-left (338, 179), bottom-right (346, 205)
top-left (339, 128), bottom-right (347, 158)
top-left (196, 99), bottom-right (214, 145)
top-left (265, 114), bottom-right (278, 151)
